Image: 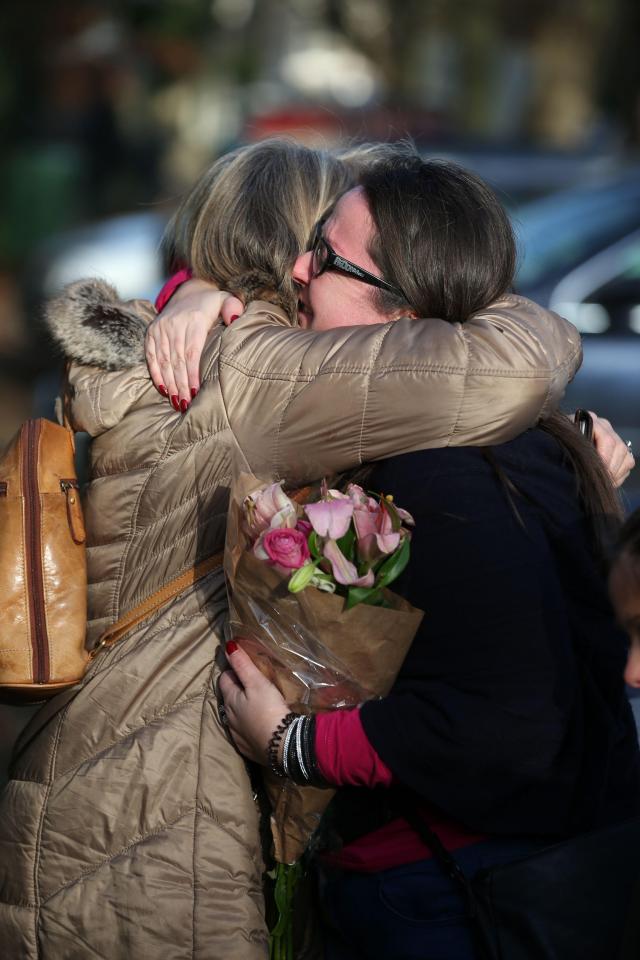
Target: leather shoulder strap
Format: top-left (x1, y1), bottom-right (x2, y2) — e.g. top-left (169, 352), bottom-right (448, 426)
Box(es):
top-left (89, 552), bottom-right (223, 660)
top-left (59, 361), bottom-right (74, 432)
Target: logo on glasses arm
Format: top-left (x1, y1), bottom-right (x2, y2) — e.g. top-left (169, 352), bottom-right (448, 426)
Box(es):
top-left (333, 255), bottom-right (366, 279)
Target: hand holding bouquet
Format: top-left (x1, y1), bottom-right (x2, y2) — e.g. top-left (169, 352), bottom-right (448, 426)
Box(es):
top-left (224, 473), bottom-right (423, 864)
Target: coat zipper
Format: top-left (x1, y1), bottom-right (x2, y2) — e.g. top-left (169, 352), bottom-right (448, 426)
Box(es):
top-left (22, 421), bottom-right (49, 684)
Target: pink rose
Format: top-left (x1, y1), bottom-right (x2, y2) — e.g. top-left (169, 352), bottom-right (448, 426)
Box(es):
top-left (261, 528), bottom-right (311, 569)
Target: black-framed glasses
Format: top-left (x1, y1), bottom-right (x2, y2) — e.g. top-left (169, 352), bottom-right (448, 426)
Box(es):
top-left (310, 222), bottom-right (406, 299)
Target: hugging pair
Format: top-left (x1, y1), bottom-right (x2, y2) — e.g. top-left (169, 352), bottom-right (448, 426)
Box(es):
top-left (1, 140), bottom-right (635, 960)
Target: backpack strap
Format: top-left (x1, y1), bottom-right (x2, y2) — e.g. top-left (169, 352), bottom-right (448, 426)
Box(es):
top-left (89, 552), bottom-right (224, 661)
top-left (394, 790), bottom-right (496, 960)
top-left (59, 361), bottom-right (75, 433)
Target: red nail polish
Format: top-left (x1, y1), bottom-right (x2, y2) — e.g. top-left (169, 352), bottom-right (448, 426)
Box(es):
top-left (230, 315), bottom-right (239, 323)
top-left (180, 398), bottom-right (189, 413)
top-left (171, 395), bottom-right (180, 412)
top-left (190, 387), bottom-right (198, 399)
top-left (226, 640), bottom-right (238, 656)
top-left (158, 384), bottom-right (168, 397)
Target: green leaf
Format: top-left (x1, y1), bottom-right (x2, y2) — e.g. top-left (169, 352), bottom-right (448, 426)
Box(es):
top-left (375, 536), bottom-right (411, 590)
top-left (346, 586), bottom-right (376, 609)
top-left (336, 526), bottom-right (356, 561)
top-left (347, 586), bottom-right (393, 609)
top-left (364, 592), bottom-right (390, 607)
top-left (308, 531), bottom-right (322, 560)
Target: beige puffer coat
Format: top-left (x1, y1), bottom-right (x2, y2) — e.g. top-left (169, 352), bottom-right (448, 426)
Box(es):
top-left (0, 281), bottom-right (581, 959)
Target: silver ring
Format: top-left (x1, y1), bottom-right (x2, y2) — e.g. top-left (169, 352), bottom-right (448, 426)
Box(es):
top-left (626, 440), bottom-right (633, 452)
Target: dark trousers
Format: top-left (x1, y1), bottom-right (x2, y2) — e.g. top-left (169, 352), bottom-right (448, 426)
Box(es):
top-left (321, 837), bottom-right (546, 960)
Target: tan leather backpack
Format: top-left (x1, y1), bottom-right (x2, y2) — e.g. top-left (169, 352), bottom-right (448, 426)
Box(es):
top-left (0, 417), bottom-right (89, 702)
top-left (0, 413), bottom-right (224, 705)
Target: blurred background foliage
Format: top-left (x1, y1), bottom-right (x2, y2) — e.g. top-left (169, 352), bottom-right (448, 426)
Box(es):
top-left (0, 1), bottom-right (638, 353)
top-left (1, 0), bottom-right (638, 271)
top-left (1, 0), bottom-right (640, 761)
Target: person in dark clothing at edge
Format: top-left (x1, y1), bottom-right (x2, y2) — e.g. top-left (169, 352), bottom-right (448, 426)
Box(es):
top-left (610, 508), bottom-right (640, 960)
top-left (220, 155), bottom-right (640, 960)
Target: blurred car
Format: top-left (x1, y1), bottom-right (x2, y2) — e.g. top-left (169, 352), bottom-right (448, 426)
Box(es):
top-left (513, 167), bottom-right (640, 505)
top-left (33, 210), bottom-right (167, 306)
top-left (424, 142), bottom-right (620, 205)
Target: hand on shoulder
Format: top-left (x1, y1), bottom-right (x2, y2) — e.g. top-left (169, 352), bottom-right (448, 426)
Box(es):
top-left (145, 277), bottom-right (243, 410)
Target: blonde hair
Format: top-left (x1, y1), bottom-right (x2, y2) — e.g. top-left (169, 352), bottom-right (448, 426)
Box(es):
top-left (164, 138), bottom-right (355, 317)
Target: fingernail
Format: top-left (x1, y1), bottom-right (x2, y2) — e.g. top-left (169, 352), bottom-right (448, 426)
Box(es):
top-left (171, 395), bottom-right (180, 412)
top-left (190, 387), bottom-right (198, 399)
top-left (230, 315), bottom-right (239, 323)
top-left (226, 640), bottom-right (238, 656)
top-left (158, 384), bottom-right (168, 397)
top-left (180, 398), bottom-right (189, 413)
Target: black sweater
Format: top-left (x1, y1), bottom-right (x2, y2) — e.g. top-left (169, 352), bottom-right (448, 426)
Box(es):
top-left (359, 429), bottom-right (640, 838)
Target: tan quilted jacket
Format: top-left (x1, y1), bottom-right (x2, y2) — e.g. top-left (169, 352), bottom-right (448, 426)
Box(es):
top-left (0, 281), bottom-right (581, 959)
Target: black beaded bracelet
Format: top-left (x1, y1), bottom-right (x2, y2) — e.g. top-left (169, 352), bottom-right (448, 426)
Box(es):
top-left (267, 712), bottom-right (297, 777)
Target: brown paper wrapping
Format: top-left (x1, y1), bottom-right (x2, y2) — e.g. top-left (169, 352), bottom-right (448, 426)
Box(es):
top-left (225, 473), bottom-right (424, 864)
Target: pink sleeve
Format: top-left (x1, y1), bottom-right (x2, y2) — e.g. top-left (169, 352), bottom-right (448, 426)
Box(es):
top-left (154, 268), bottom-right (193, 312)
top-left (315, 708), bottom-right (393, 788)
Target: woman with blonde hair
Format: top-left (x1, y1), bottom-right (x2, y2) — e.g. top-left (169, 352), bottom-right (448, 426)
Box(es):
top-left (0, 139), bottom-right (585, 959)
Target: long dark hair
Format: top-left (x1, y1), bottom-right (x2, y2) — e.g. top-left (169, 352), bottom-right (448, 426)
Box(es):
top-left (360, 152), bottom-right (516, 323)
top-left (359, 147), bottom-right (621, 536)
top-left (539, 413), bottom-right (623, 523)
top-left (540, 412), bottom-right (623, 560)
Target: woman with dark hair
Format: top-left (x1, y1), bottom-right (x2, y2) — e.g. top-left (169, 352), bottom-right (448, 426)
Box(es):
top-left (218, 154), bottom-right (640, 960)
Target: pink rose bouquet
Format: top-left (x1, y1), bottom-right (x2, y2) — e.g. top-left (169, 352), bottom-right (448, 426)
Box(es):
top-left (224, 473), bottom-right (423, 867)
top-left (245, 479), bottom-right (414, 608)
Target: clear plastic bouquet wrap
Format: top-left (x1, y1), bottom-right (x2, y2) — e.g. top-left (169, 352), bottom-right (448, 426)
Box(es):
top-left (224, 472), bottom-right (424, 866)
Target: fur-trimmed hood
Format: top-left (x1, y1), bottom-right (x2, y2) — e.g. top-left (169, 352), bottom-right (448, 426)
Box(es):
top-left (45, 279), bottom-right (155, 370)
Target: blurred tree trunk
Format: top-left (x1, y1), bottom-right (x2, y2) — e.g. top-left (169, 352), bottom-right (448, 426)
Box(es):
top-left (326, 0), bottom-right (434, 105)
top-left (598, 0), bottom-right (640, 145)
